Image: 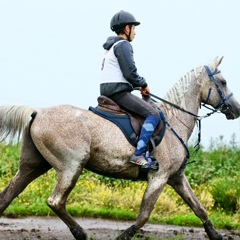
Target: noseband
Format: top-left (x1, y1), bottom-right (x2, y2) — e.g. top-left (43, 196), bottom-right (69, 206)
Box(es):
top-left (203, 65), bottom-right (233, 113)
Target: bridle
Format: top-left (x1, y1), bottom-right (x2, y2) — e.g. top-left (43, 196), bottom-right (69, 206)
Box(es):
top-left (202, 65), bottom-right (233, 116)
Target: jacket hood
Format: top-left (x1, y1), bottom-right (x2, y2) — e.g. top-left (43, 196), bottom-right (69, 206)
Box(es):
top-left (102, 36), bottom-right (124, 50)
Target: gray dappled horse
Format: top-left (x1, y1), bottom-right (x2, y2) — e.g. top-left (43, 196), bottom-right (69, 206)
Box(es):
top-left (0, 56), bottom-right (240, 240)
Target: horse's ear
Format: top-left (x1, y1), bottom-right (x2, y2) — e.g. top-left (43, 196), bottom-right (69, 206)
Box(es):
top-left (210, 56), bottom-right (224, 70)
top-left (216, 56), bottom-right (224, 66)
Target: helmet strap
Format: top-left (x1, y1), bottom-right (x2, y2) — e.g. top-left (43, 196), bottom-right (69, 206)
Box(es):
top-left (124, 24), bottom-right (132, 42)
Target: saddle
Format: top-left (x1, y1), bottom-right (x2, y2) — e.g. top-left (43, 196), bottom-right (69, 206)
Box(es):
top-left (89, 95), bottom-right (166, 153)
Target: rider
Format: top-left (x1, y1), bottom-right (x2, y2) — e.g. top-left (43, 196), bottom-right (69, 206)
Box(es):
top-left (100, 10), bottom-right (160, 170)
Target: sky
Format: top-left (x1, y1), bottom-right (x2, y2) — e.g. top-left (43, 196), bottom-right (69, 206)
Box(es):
top-left (0, 0), bottom-right (240, 148)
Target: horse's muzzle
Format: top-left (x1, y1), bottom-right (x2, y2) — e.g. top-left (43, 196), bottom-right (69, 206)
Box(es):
top-left (221, 103), bottom-right (240, 119)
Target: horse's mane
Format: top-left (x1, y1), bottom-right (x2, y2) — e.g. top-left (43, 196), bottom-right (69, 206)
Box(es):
top-left (162, 66), bottom-right (204, 117)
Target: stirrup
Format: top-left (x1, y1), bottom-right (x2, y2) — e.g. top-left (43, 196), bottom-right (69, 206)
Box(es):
top-left (141, 152), bottom-right (159, 172)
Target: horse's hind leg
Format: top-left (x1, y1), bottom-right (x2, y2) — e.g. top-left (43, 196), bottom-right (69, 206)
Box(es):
top-left (168, 173), bottom-right (222, 240)
top-left (46, 154), bottom-right (89, 240)
top-left (0, 132), bottom-right (52, 215)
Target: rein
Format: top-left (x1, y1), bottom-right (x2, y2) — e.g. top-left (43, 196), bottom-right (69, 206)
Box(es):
top-left (148, 92), bottom-right (199, 118)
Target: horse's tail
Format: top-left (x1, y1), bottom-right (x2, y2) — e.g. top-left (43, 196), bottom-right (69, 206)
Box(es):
top-left (0, 104), bottom-right (37, 143)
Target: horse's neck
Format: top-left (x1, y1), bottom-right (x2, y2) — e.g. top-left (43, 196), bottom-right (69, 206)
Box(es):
top-left (159, 66), bottom-right (203, 134)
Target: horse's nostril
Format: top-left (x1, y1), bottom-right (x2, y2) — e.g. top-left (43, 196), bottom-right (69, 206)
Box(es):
top-left (220, 105), bottom-right (229, 112)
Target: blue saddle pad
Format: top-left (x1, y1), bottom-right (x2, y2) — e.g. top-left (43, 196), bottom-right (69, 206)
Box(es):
top-left (89, 106), bottom-right (166, 150)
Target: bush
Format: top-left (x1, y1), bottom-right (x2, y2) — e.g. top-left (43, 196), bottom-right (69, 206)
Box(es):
top-left (185, 136), bottom-right (240, 213)
top-left (186, 136), bottom-right (240, 187)
top-left (209, 176), bottom-right (240, 212)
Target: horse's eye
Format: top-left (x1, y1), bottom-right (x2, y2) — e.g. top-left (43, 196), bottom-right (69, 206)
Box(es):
top-left (217, 76), bottom-right (226, 85)
top-left (221, 79), bottom-right (227, 85)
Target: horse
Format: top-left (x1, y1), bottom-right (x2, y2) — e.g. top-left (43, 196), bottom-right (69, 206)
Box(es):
top-left (0, 56), bottom-right (239, 240)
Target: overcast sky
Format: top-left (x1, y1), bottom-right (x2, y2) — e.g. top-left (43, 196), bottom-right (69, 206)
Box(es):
top-left (0, 0), bottom-right (240, 148)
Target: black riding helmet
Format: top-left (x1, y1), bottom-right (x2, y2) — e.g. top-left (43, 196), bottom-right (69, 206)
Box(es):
top-left (110, 10), bottom-right (140, 32)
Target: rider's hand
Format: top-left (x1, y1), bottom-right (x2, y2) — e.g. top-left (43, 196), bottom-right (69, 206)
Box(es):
top-left (140, 86), bottom-right (150, 97)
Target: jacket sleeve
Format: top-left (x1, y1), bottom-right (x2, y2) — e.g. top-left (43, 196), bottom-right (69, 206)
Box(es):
top-left (114, 41), bottom-right (147, 88)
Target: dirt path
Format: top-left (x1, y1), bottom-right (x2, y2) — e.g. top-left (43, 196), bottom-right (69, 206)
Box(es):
top-left (0, 216), bottom-right (240, 240)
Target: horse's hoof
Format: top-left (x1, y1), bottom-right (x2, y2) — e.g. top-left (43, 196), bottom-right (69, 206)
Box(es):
top-left (70, 225), bottom-right (88, 240)
top-left (203, 220), bottom-right (222, 240)
top-left (115, 225), bottom-right (138, 240)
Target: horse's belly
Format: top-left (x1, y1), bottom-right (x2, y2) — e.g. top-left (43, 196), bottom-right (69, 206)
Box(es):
top-left (86, 144), bottom-right (140, 179)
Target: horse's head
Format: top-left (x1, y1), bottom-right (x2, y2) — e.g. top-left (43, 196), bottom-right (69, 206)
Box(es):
top-left (201, 56), bottom-right (240, 119)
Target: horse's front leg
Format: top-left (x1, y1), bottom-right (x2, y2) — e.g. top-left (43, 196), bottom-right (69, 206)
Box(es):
top-left (116, 173), bottom-right (168, 240)
top-left (168, 173), bottom-right (222, 240)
